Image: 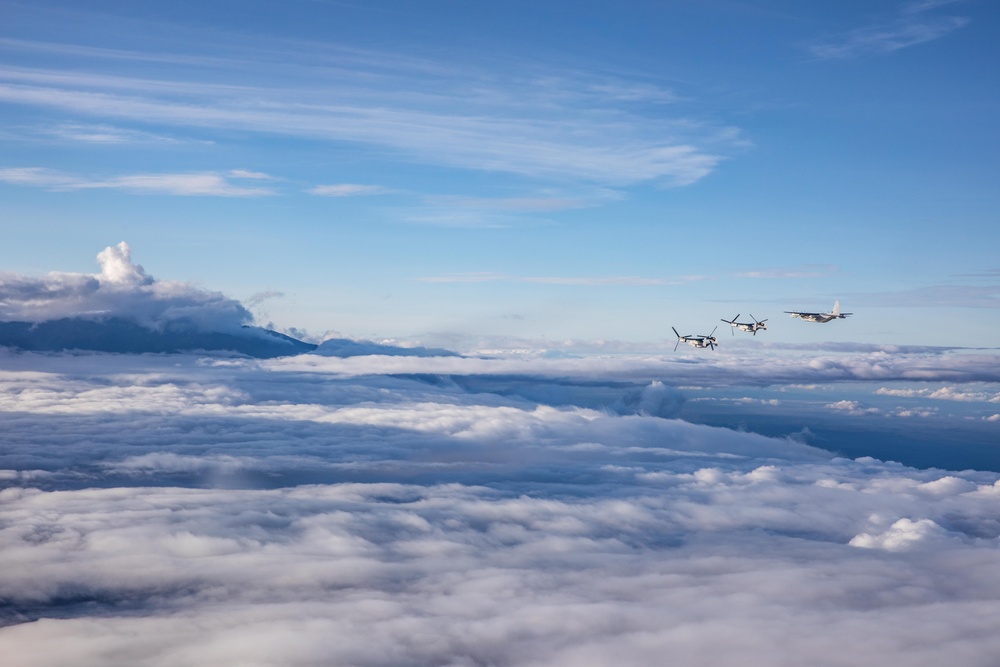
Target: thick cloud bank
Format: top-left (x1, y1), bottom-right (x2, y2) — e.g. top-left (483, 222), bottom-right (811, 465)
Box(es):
top-left (0, 244), bottom-right (480, 358)
top-left (0, 242), bottom-right (323, 356)
top-left (315, 337), bottom-right (458, 358)
top-left (0, 242), bottom-right (253, 332)
top-left (2, 350), bottom-right (1000, 665)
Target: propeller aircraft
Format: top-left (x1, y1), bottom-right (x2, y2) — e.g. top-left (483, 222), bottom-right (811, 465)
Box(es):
top-left (673, 326), bottom-right (718, 351)
top-left (721, 314), bottom-right (768, 335)
top-left (784, 300), bottom-right (852, 323)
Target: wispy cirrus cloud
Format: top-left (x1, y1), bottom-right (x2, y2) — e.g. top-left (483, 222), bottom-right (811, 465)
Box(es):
top-left (308, 183), bottom-right (389, 197)
top-left (902, 0), bottom-right (966, 14)
top-left (421, 193), bottom-right (598, 212)
top-left (416, 272), bottom-right (707, 286)
top-left (391, 190), bottom-right (615, 228)
top-left (733, 264), bottom-right (839, 279)
top-left (808, 1), bottom-right (969, 60)
top-left (36, 122), bottom-right (194, 145)
top-left (0, 167), bottom-right (275, 196)
top-left (0, 36), bottom-right (737, 187)
top-left (850, 283), bottom-right (1000, 309)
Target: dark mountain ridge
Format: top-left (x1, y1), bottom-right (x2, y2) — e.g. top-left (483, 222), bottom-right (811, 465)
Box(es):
top-left (0, 317), bottom-right (317, 358)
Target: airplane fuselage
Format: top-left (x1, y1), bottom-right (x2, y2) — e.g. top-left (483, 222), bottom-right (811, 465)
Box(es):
top-left (787, 312), bottom-right (843, 323)
top-left (785, 301), bottom-right (851, 323)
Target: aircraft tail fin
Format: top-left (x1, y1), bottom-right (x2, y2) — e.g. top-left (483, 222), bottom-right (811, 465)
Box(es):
top-left (832, 300), bottom-right (840, 316)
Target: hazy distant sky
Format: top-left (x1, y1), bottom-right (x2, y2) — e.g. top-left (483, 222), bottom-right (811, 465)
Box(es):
top-left (1, 0), bottom-right (998, 346)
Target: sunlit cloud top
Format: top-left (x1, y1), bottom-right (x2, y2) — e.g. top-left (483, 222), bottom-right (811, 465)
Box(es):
top-left (0, 241), bottom-right (252, 330)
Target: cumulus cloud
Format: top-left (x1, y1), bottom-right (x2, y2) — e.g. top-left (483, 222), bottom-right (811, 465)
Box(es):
top-left (826, 399), bottom-right (881, 416)
top-left (848, 517), bottom-right (952, 550)
top-left (0, 241), bottom-right (253, 331)
top-left (876, 385), bottom-right (1000, 403)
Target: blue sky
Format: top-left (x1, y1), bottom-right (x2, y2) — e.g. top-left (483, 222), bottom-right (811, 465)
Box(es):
top-left (1, 0), bottom-right (998, 347)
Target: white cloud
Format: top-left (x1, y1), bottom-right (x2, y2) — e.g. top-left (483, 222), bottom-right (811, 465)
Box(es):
top-left (0, 166), bottom-right (79, 188)
top-left (732, 264), bottom-right (839, 279)
top-left (809, 8), bottom-right (969, 60)
top-left (0, 167), bottom-right (275, 196)
top-left (876, 385), bottom-right (1000, 403)
top-left (876, 387), bottom-right (928, 398)
top-left (0, 346), bottom-right (999, 664)
top-left (308, 183), bottom-right (388, 196)
top-left (851, 284), bottom-right (1000, 309)
top-left (893, 407), bottom-right (938, 418)
top-left (929, 387), bottom-right (1000, 403)
top-left (39, 122), bottom-right (190, 145)
top-left (826, 399), bottom-right (881, 415)
top-left (0, 241), bottom-right (252, 330)
top-left (903, 0), bottom-right (967, 14)
top-left (422, 193), bottom-right (594, 212)
top-left (0, 39), bottom-right (737, 187)
top-left (849, 517), bottom-right (956, 550)
top-left (260, 345), bottom-right (1000, 387)
top-left (228, 169), bottom-right (274, 180)
top-left (416, 273), bottom-right (706, 286)
top-left (1, 244), bottom-right (999, 663)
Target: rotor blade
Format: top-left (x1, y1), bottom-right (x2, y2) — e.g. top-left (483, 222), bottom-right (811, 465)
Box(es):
top-left (674, 338), bottom-right (679, 352)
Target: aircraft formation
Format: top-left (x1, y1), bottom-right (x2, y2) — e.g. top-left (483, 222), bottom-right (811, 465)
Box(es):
top-left (674, 301), bottom-right (851, 351)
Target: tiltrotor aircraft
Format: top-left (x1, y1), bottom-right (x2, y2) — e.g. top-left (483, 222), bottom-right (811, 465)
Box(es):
top-left (721, 314), bottom-right (768, 335)
top-left (673, 326), bottom-right (718, 351)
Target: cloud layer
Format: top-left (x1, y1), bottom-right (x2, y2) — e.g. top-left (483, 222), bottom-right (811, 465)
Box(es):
top-left (2, 348), bottom-right (1000, 665)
